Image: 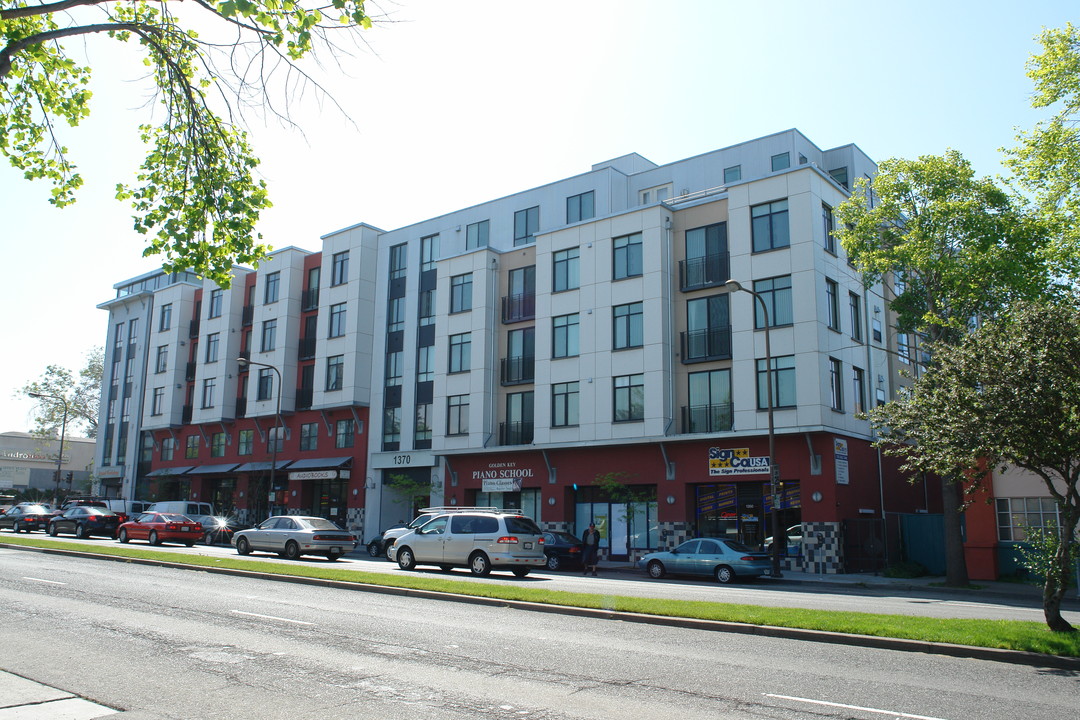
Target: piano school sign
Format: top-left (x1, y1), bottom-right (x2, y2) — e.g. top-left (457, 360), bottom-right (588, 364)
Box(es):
top-left (709, 447), bottom-right (771, 476)
top-left (472, 461), bottom-right (535, 493)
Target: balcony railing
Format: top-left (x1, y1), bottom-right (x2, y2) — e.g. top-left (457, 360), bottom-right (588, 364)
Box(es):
top-left (298, 336), bottom-right (316, 360)
top-left (681, 403), bottom-right (733, 434)
top-left (500, 356), bottom-right (535, 385)
top-left (499, 420), bottom-right (534, 446)
top-left (188, 319), bottom-right (200, 339)
top-left (239, 349), bottom-right (251, 362)
top-left (680, 326), bottom-right (732, 363)
top-left (241, 304), bottom-right (254, 326)
top-left (235, 396), bottom-right (247, 419)
top-left (679, 253), bottom-right (729, 292)
top-left (302, 287), bottom-right (320, 311)
top-left (185, 361), bottom-right (197, 382)
top-left (502, 292), bottom-right (535, 323)
top-left (296, 386), bottom-right (313, 410)
top-left (181, 404), bottom-right (193, 424)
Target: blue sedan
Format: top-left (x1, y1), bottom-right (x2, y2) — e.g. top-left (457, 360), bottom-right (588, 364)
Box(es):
top-left (637, 538), bottom-right (771, 584)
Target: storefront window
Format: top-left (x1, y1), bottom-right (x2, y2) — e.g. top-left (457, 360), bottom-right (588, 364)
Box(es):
top-left (473, 489), bottom-right (540, 522)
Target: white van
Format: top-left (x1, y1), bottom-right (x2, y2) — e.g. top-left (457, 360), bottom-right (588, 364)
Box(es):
top-left (146, 501), bottom-right (214, 517)
top-left (104, 499), bottom-right (153, 516)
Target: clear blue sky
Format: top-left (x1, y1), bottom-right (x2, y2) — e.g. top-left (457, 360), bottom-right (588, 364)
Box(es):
top-left (1, 0), bottom-right (1075, 433)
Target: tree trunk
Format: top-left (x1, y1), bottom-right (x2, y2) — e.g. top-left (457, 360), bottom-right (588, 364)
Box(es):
top-left (941, 477), bottom-right (970, 587)
top-left (1043, 542), bottom-right (1076, 632)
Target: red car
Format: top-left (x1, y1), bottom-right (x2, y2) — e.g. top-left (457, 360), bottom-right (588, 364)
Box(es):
top-left (117, 512), bottom-right (203, 546)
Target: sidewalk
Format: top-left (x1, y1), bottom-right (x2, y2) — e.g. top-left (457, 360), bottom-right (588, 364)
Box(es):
top-left (0, 670), bottom-right (119, 719)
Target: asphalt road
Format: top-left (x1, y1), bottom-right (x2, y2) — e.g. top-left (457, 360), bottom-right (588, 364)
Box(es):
top-left (2, 547), bottom-right (1079, 720)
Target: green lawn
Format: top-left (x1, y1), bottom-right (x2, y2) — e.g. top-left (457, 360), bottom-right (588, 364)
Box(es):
top-left (4, 535), bottom-right (1078, 658)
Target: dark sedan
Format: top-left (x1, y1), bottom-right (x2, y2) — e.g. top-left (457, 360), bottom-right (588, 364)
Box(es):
top-left (48, 507), bottom-right (121, 539)
top-left (541, 531), bottom-right (584, 571)
top-left (0, 504), bottom-right (53, 533)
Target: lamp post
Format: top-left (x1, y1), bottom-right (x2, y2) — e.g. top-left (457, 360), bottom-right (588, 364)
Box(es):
top-left (724, 279), bottom-right (783, 578)
top-left (28, 392), bottom-right (69, 507)
top-left (237, 358), bottom-right (282, 521)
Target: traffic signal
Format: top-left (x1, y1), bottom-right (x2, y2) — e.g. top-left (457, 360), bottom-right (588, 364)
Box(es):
top-left (65, 471), bottom-right (73, 482)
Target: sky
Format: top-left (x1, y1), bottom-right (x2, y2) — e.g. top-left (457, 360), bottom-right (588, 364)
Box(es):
top-left (1, 0), bottom-right (1076, 434)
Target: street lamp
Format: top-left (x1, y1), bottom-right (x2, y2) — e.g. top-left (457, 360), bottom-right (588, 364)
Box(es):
top-left (28, 391), bottom-right (69, 507)
top-left (724, 279), bottom-right (783, 578)
top-left (237, 358), bottom-right (282, 521)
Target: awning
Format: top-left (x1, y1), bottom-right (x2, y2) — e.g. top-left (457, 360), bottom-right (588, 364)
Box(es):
top-left (234, 460), bottom-right (293, 472)
top-left (186, 463), bottom-right (240, 475)
top-left (145, 466), bottom-right (195, 477)
top-left (285, 457), bottom-right (352, 470)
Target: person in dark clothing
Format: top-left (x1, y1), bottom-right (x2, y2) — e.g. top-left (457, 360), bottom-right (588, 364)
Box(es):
top-left (582, 523), bottom-right (601, 576)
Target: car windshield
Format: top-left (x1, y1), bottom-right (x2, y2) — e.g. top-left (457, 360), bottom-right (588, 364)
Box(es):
top-left (504, 516), bottom-right (542, 535)
top-left (722, 540), bottom-right (757, 553)
top-left (298, 518), bottom-right (343, 530)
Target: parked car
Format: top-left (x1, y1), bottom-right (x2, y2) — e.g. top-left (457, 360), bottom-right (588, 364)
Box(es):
top-left (541, 531), bottom-right (584, 571)
top-left (376, 506), bottom-right (498, 560)
top-left (637, 538), bottom-right (772, 584)
top-left (391, 509), bottom-right (546, 577)
top-left (764, 524), bottom-right (804, 555)
top-left (48, 507), bottom-right (121, 539)
top-left (192, 515), bottom-right (248, 545)
top-left (0, 504), bottom-right (53, 533)
top-left (232, 516), bottom-right (355, 561)
top-left (117, 512), bottom-right (203, 546)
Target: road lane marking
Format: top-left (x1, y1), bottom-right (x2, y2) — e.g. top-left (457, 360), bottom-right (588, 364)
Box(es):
top-left (765, 694), bottom-right (949, 720)
top-left (230, 610), bottom-right (313, 625)
top-left (23, 577), bottom-right (65, 585)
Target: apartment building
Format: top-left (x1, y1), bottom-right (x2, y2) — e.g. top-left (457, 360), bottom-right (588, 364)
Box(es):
top-left (96, 129), bottom-right (939, 571)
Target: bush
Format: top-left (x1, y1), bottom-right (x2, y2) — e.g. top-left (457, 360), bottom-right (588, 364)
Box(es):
top-left (883, 560), bottom-right (928, 578)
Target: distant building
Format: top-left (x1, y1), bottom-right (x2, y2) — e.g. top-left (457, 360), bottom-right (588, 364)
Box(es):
top-left (0, 431), bottom-right (96, 498)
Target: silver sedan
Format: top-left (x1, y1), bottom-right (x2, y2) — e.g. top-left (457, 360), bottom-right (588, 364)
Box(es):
top-left (232, 515), bottom-right (355, 561)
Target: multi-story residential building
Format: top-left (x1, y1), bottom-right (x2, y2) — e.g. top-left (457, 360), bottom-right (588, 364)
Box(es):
top-left (96, 129), bottom-right (942, 571)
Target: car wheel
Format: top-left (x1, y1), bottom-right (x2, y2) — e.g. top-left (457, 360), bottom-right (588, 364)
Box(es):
top-left (284, 541), bottom-right (301, 561)
top-left (512, 567), bottom-right (530, 578)
top-left (385, 543), bottom-right (396, 561)
top-left (185, 541), bottom-right (195, 547)
top-left (236, 537), bottom-right (251, 555)
top-left (118, 529), bottom-right (129, 543)
top-left (327, 551), bottom-right (342, 561)
top-left (367, 541), bottom-right (381, 557)
top-left (12, 521), bottom-right (21, 533)
top-left (149, 530), bottom-right (160, 546)
top-left (715, 565), bottom-right (735, 584)
top-left (396, 547), bottom-right (416, 571)
top-left (647, 560), bottom-right (666, 579)
top-left (48, 524), bottom-right (58, 537)
top-left (439, 564), bottom-right (453, 572)
top-left (469, 552), bottom-right (491, 577)
top-left (75, 524), bottom-right (86, 539)
top-left (545, 554), bottom-right (561, 571)
top-left (204, 531), bottom-right (215, 545)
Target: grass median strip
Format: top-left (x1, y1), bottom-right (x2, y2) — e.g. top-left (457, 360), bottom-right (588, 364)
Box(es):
top-left (5, 536), bottom-right (1078, 658)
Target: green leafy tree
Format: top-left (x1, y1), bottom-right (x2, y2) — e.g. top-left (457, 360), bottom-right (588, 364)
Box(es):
top-left (594, 470), bottom-right (654, 552)
top-left (868, 296), bottom-right (1080, 631)
top-left (835, 151), bottom-right (1056, 588)
top-left (20, 346), bottom-right (103, 439)
top-left (1, 1), bottom-right (374, 287)
top-left (385, 472), bottom-right (430, 516)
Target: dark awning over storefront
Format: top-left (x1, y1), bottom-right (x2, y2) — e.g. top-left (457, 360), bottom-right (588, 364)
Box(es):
top-left (285, 457), bottom-right (351, 470)
top-left (186, 463), bottom-right (240, 475)
top-left (145, 466), bottom-right (195, 477)
top-left (234, 460), bottom-right (293, 472)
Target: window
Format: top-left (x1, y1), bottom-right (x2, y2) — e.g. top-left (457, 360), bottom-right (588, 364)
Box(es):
top-left (261, 319), bottom-right (277, 352)
top-left (756, 355), bottom-right (796, 409)
top-left (723, 165), bottom-right (741, 184)
top-left (385, 351), bottom-right (402, 387)
top-left (331, 250), bottom-right (349, 286)
top-left (201, 378), bottom-right (216, 408)
top-left (552, 313), bottom-right (579, 358)
top-left (447, 394), bottom-right (469, 435)
top-left (504, 327), bottom-right (534, 383)
top-left (826, 278), bottom-right (841, 331)
top-left (211, 432), bottom-right (226, 458)
top-left (685, 294), bottom-right (730, 360)
top-left (829, 358), bottom-right (843, 411)
top-left (898, 333), bottom-right (911, 364)
top-left (128, 318), bottom-right (139, 343)
top-left (326, 355), bottom-right (344, 390)
top-left (771, 152), bottom-right (790, 171)
top-left (421, 234), bottom-right (439, 272)
top-left (822, 203), bottom-right (836, 254)
top-left (997, 497), bottom-right (1060, 542)
top-left (264, 272), bottom-right (280, 304)
top-left (752, 276), bottom-right (793, 328)
top-left (417, 345), bottom-right (434, 382)
top-left (849, 292), bottom-right (863, 342)
top-left (852, 367), bottom-right (866, 415)
top-left (159, 303), bottom-right (172, 331)
top-left (300, 422), bottom-right (319, 451)
top-left (449, 333), bottom-right (471, 373)
top-left (872, 317), bottom-right (883, 343)
top-left (514, 206), bottom-right (539, 246)
top-left (161, 437), bottom-right (175, 462)
top-left (205, 332), bottom-right (219, 363)
top-left (552, 382), bottom-right (579, 427)
top-left (306, 266), bottom-right (321, 309)
top-left (553, 247), bottom-right (580, 291)
top-left (640, 185), bottom-right (670, 204)
top-left (829, 166), bottom-right (849, 189)
top-left (257, 368), bottom-right (274, 401)
top-left (566, 190), bottom-right (595, 223)
top-left (268, 425), bottom-right (284, 453)
top-left (415, 404), bottom-right (432, 445)
top-left (335, 418), bottom-right (354, 448)
top-left (238, 429), bottom-right (254, 456)
top-left (466, 220), bottom-right (489, 250)
top-left (504, 391), bottom-right (533, 444)
top-left (155, 345), bottom-right (168, 374)
top-left (390, 243), bottom-right (408, 279)
top-left (613, 374), bottom-right (645, 422)
top-left (751, 200), bottom-right (790, 252)
top-left (185, 435), bottom-right (199, 459)
top-left (418, 289), bottom-right (435, 326)
top-left (683, 222), bottom-right (728, 288)
top-left (450, 274), bottom-right (473, 313)
top-left (687, 369), bottom-right (732, 433)
top-left (328, 303), bottom-right (347, 338)
top-left (613, 302), bottom-right (644, 350)
top-left (151, 388), bottom-right (164, 416)
top-left (612, 233), bottom-right (643, 280)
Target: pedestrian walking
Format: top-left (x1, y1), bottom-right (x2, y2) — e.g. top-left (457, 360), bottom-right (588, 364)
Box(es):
top-left (582, 523), bottom-right (600, 576)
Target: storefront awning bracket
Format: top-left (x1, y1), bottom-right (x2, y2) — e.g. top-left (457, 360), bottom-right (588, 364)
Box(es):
top-left (198, 424), bottom-right (210, 445)
top-left (218, 423), bottom-right (231, 445)
top-left (348, 406), bottom-right (364, 436)
top-left (541, 450), bottom-right (556, 484)
top-left (658, 443), bottom-right (676, 481)
top-left (805, 433), bottom-right (822, 475)
top-left (319, 409), bottom-right (334, 437)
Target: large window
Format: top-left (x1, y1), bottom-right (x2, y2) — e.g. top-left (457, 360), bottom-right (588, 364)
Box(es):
top-left (849, 292), bottom-right (863, 342)
top-left (466, 220), bottom-right (489, 250)
top-left (387, 297), bottom-right (404, 333)
top-left (161, 437), bottom-right (175, 461)
top-left (723, 165), bottom-right (741, 183)
top-left (257, 368), bottom-right (274, 401)
top-left (415, 404), bottom-right (432, 446)
top-left (756, 355), bottom-right (796, 409)
top-left (260, 319), bottom-right (277, 352)
top-left (751, 199), bottom-right (789, 252)
top-left (685, 294), bottom-right (730, 361)
top-left (613, 374), bottom-right (645, 422)
top-left (683, 222), bottom-right (728, 288)
top-left (390, 243), bottom-right (408, 279)
top-left (159, 303), bottom-right (173, 331)
top-left (205, 332), bottom-right (219, 363)
top-left (826, 278), bottom-right (841, 331)
top-left (335, 419), bottom-right (354, 448)
top-left (151, 388), bottom-right (164, 416)
top-left (385, 351), bottom-right (403, 387)
top-left (997, 497), bottom-right (1060, 542)
top-left (418, 289), bottom-right (435, 326)
top-left (852, 366), bottom-right (866, 414)
top-left (331, 250), bottom-right (349, 286)
top-left (208, 289), bottom-right (222, 318)
top-left (300, 422), bottom-right (319, 451)
top-left (420, 234), bottom-right (439, 272)
top-left (553, 247), bottom-right (580, 292)
top-left (822, 203), bottom-right (836, 254)
top-left (211, 432), bottom-right (226, 458)
top-left (771, 152), bottom-right (790, 171)
top-left (552, 381), bottom-right (579, 427)
top-left (329, 303), bottom-right (347, 337)
top-left (449, 333), bottom-right (471, 373)
top-left (238, 429), bottom-right (254, 455)
top-left (185, 435), bottom-right (199, 459)
top-left (155, 345), bottom-right (168, 373)
top-left (566, 191), bottom-right (595, 223)
top-left (504, 391), bottom-right (534, 445)
top-left (687, 369), bottom-right (732, 433)
top-left (450, 273), bottom-right (473, 313)
top-left (201, 378), bottom-right (216, 408)
top-left (829, 357), bottom-right (843, 411)
top-left (613, 233), bottom-right (643, 280)
top-left (514, 206), bottom-right (539, 246)
top-left (268, 426), bottom-right (284, 453)
top-left (417, 345), bottom-right (434, 383)
top-left (552, 313), bottom-right (579, 358)
top-left (447, 394), bottom-right (469, 435)
top-left (264, 272), bottom-right (280, 304)
top-left (326, 355), bottom-right (344, 391)
top-left (613, 302), bottom-right (643, 350)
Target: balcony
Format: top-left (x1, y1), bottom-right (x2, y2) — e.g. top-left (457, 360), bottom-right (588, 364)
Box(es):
top-left (681, 403), bottom-right (733, 434)
top-left (185, 361), bottom-right (197, 382)
top-left (235, 396), bottom-right (247, 419)
top-left (499, 421), bottom-right (534, 446)
top-left (679, 253), bottom-right (729, 292)
top-left (181, 404), bottom-right (193, 424)
top-left (298, 336), bottom-right (316, 361)
top-left (302, 287), bottom-right (320, 311)
top-left (680, 326), bottom-right (732, 363)
top-left (241, 304), bottom-right (254, 326)
top-left (188, 319), bottom-right (200, 339)
top-left (239, 349), bottom-right (251, 362)
top-left (502, 292), bottom-right (535, 323)
top-left (296, 386), bottom-right (313, 410)
top-left (500, 356), bottom-right (535, 385)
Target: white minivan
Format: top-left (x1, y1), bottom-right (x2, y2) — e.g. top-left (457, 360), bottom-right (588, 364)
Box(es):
top-left (146, 501), bottom-right (214, 517)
